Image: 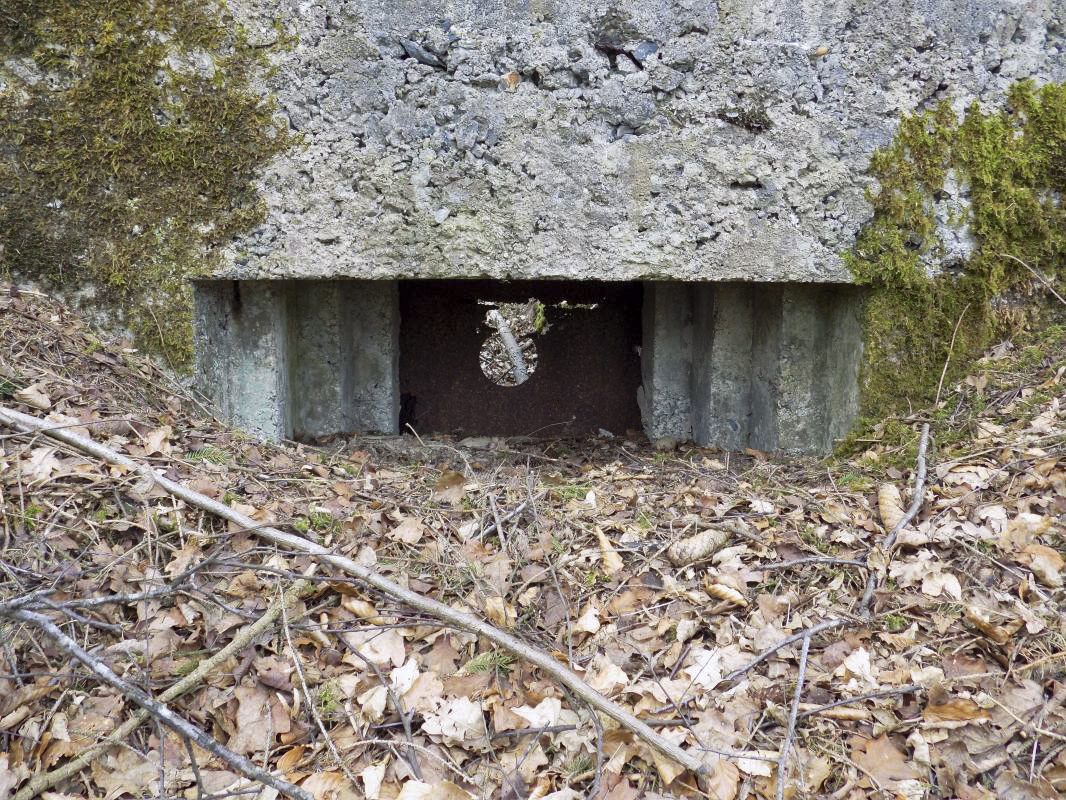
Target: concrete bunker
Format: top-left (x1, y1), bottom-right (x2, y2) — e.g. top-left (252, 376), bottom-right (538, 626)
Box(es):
top-left (193, 278), bottom-right (862, 454)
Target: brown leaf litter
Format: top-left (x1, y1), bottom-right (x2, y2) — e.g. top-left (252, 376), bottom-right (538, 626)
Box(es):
top-left (0, 283), bottom-right (1064, 800)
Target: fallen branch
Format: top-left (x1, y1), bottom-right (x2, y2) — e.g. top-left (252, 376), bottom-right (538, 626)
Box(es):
top-left (487, 309), bottom-right (529, 384)
top-left (776, 633), bottom-right (811, 800)
top-left (3, 606), bottom-right (311, 800)
top-left (11, 579), bottom-right (309, 800)
top-left (859, 423), bottom-right (931, 615)
top-left (0, 405), bottom-right (706, 777)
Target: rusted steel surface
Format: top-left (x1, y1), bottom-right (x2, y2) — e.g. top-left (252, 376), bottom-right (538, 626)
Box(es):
top-left (399, 280), bottom-right (643, 437)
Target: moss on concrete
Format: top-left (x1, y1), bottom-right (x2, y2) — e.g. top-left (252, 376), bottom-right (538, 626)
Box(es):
top-left (847, 81), bottom-right (1066, 425)
top-left (0, 0), bottom-right (292, 366)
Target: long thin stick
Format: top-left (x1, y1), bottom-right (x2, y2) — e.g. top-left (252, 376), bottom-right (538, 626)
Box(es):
top-left (776, 633), bottom-right (811, 800)
top-left (0, 405), bottom-right (705, 777)
top-left (3, 607), bottom-right (311, 800)
top-left (935, 305), bottom-right (971, 406)
top-left (859, 423), bottom-right (931, 615)
top-left (11, 579), bottom-right (308, 800)
top-left (1000, 253), bottom-right (1066, 307)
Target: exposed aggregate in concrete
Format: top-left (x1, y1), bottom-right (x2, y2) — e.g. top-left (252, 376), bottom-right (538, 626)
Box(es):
top-left (220, 0), bottom-right (1064, 283)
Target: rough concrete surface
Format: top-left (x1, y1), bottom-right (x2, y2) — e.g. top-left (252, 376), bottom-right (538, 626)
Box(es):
top-left (194, 280), bottom-right (399, 441)
top-left (641, 281), bottom-right (862, 453)
top-left (218, 0), bottom-right (1064, 283)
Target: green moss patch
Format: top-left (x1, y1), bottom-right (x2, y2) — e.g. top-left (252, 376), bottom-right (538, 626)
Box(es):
top-left (0, 0), bottom-right (292, 366)
top-left (847, 81), bottom-right (1066, 425)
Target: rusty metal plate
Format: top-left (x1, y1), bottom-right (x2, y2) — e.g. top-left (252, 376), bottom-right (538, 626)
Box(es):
top-left (399, 280), bottom-right (643, 437)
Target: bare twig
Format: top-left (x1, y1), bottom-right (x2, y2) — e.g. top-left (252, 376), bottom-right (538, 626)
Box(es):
top-left (475, 498), bottom-right (532, 541)
top-left (341, 640), bottom-right (422, 779)
top-left (3, 607), bottom-right (311, 800)
top-left (281, 594), bottom-right (360, 787)
top-left (722, 619), bottom-right (848, 685)
top-left (12, 579), bottom-right (309, 800)
top-left (859, 423), bottom-right (931, 615)
top-left (796, 685), bottom-right (921, 719)
top-left (936, 305), bottom-right (971, 405)
top-left (1000, 252), bottom-right (1066, 307)
top-left (776, 633), bottom-right (810, 800)
top-left (760, 557), bottom-right (866, 571)
top-left (0, 405), bottom-right (707, 776)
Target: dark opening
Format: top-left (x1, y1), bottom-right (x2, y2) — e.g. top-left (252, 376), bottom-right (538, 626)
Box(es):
top-left (399, 280), bottom-right (643, 437)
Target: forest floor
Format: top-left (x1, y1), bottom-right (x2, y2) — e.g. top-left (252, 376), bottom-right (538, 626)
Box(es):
top-left (0, 283), bottom-right (1064, 800)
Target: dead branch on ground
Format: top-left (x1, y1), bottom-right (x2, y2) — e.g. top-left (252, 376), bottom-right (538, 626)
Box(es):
top-left (0, 405), bottom-right (707, 777)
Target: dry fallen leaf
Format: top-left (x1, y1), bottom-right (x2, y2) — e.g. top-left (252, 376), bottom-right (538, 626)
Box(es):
top-left (389, 516), bottom-right (426, 544)
top-left (1017, 543), bottom-right (1063, 587)
top-left (302, 771), bottom-right (358, 800)
top-left (595, 527), bottom-right (624, 575)
top-left (851, 735), bottom-right (919, 784)
top-left (143, 425), bottom-right (172, 456)
top-left (14, 383), bottom-right (51, 410)
top-left (878, 483), bottom-right (905, 531)
top-left (432, 471), bottom-right (466, 504)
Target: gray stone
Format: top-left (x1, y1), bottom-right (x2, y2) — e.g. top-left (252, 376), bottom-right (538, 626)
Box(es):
top-left (218, 0), bottom-right (1063, 283)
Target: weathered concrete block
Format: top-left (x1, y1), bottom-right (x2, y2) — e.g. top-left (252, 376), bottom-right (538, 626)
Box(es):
top-left (640, 282), bottom-right (862, 454)
top-left (692, 283), bottom-right (754, 451)
top-left (193, 281), bottom-right (290, 440)
top-left (344, 281), bottom-right (400, 435)
top-left (639, 282), bottom-right (692, 441)
top-left (287, 280), bottom-right (400, 439)
top-left (194, 280), bottom-right (399, 441)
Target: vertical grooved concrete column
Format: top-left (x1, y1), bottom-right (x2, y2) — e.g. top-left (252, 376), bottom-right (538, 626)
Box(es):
top-left (774, 285), bottom-right (830, 453)
top-left (821, 286), bottom-right (864, 449)
top-left (691, 283), bottom-right (754, 451)
top-left (287, 279), bottom-right (400, 439)
top-left (345, 280), bottom-right (400, 435)
top-left (193, 280), bottom-right (291, 441)
top-left (639, 281), bottom-right (693, 441)
top-left (287, 280), bottom-right (346, 440)
top-left (748, 285), bottom-right (783, 452)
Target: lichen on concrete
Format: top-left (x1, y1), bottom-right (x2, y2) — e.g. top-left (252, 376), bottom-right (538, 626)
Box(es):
top-left (847, 80), bottom-right (1066, 425)
top-left (0, 0), bottom-right (292, 365)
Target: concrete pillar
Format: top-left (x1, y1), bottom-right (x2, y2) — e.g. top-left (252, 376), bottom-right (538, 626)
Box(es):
top-left (344, 280), bottom-right (400, 435)
top-left (748, 284), bottom-right (783, 452)
top-left (821, 285), bottom-right (863, 448)
top-left (641, 281), bottom-right (862, 454)
top-left (195, 279), bottom-right (400, 442)
top-left (691, 283), bottom-right (754, 451)
top-left (287, 279), bottom-right (400, 439)
top-left (638, 281), bottom-right (693, 441)
top-left (193, 280), bottom-right (291, 440)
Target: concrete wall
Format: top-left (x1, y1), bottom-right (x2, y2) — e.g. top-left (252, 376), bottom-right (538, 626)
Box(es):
top-left (194, 280), bottom-right (399, 440)
top-left (640, 281), bottom-right (862, 454)
top-left (218, 0), bottom-right (1063, 283)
